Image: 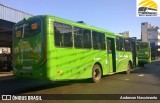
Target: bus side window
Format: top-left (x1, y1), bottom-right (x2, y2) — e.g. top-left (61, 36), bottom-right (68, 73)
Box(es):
top-left (63, 24), bottom-right (72, 47)
top-left (107, 39), bottom-right (112, 53)
top-left (83, 29), bottom-right (91, 49)
top-left (54, 22), bottom-right (73, 47)
top-left (124, 38), bottom-right (131, 51)
top-left (92, 31), bottom-right (105, 50)
top-left (99, 33), bottom-right (105, 50)
top-left (116, 38), bottom-right (120, 50)
top-left (54, 22), bottom-right (63, 47)
top-left (116, 37), bottom-right (124, 51)
top-left (119, 38), bottom-right (124, 51)
top-left (74, 27), bottom-right (83, 48)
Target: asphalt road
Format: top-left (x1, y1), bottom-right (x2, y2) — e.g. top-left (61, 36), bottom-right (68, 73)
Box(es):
top-left (0, 61), bottom-right (160, 103)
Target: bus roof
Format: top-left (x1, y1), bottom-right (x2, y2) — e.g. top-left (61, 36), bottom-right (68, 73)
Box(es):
top-left (116, 33), bottom-right (130, 38)
top-left (25, 15), bottom-right (116, 38)
top-left (136, 41), bottom-right (150, 44)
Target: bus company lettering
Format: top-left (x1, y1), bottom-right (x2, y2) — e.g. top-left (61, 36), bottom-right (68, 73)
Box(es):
top-left (94, 58), bottom-right (101, 61)
top-left (119, 55), bottom-right (128, 58)
top-left (14, 42), bottom-right (41, 54)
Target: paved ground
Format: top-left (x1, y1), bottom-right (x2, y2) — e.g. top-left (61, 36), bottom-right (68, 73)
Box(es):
top-left (0, 62), bottom-right (160, 103)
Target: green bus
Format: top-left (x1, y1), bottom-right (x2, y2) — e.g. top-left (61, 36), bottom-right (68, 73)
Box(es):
top-left (137, 41), bottom-right (151, 66)
top-left (12, 15), bottom-right (136, 83)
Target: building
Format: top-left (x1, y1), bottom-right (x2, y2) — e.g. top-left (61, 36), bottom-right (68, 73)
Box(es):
top-left (141, 22), bottom-right (149, 42)
top-left (119, 31), bottom-right (129, 36)
top-left (148, 27), bottom-right (160, 48)
top-left (141, 22), bottom-right (160, 47)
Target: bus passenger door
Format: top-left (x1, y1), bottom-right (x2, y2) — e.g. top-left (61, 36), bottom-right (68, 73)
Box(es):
top-left (106, 37), bottom-right (116, 73)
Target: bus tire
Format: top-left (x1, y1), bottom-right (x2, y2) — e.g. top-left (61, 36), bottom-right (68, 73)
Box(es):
top-left (92, 64), bottom-right (102, 83)
top-left (126, 62), bottom-right (131, 74)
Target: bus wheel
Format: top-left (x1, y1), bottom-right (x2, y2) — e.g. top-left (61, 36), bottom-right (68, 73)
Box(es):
top-left (126, 62), bottom-right (131, 74)
top-left (92, 64), bottom-right (102, 83)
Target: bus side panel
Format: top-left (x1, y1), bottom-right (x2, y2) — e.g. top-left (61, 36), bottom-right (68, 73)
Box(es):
top-left (116, 51), bottom-right (132, 72)
top-left (52, 49), bottom-right (108, 80)
top-left (45, 17), bottom-right (58, 80)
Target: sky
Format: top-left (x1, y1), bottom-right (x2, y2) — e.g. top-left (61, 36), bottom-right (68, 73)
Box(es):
top-left (0, 0), bottom-right (160, 39)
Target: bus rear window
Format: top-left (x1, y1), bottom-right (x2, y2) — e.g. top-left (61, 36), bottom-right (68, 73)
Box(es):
top-left (14, 18), bottom-right (41, 38)
top-left (139, 43), bottom-right (148, 49)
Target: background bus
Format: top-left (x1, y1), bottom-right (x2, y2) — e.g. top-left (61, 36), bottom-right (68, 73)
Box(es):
top-left (137, 41), bottom-right (151, 66)
top-left (12, 15), bottom-right (136, 83)
top-left (0, 47), bottom-right (12, 72)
